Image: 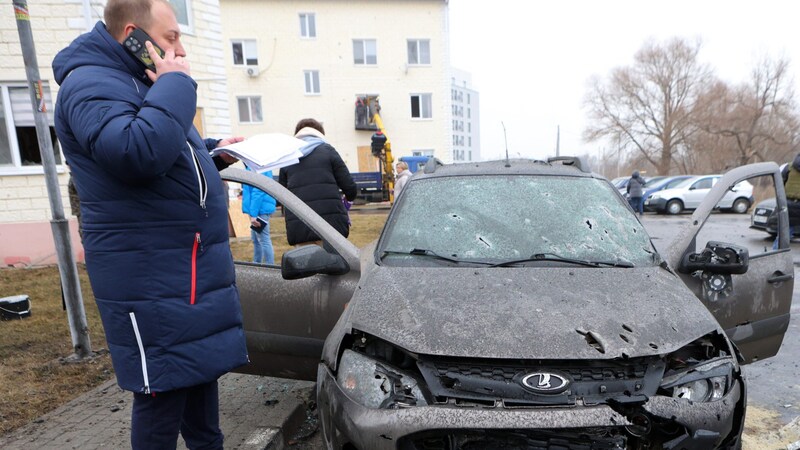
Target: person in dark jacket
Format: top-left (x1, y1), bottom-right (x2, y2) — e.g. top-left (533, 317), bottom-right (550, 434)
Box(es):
top-left (773, 155), bottom-right (800, 249)
top-left (279, 119), bottom-right (358, 246)
top-left (52, 1), bottom-right (248, 448)
top-left (627, 170), bottom-right (646, 216)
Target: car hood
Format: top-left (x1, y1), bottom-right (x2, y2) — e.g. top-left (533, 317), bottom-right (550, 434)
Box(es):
top-left (346, 265), bottom-right (720, 360)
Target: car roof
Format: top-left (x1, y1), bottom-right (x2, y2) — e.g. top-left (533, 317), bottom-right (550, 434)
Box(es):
top-left (411, 158), bottom-right (602, 181)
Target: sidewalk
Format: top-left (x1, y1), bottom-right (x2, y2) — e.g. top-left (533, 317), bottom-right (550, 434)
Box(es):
top-left (0, 373), bottom-right (316, 449)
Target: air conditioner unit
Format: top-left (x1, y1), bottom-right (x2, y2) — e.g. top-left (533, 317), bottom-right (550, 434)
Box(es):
top-left (246, 67), bottom-right (260, 77)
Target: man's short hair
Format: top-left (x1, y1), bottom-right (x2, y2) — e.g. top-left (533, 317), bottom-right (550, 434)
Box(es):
top-left (294, 118), bottom-right (325, 135)
top-left (396, 162), bottom-right (408, 170)
top-left (104, 0), bottom-right (157, 39)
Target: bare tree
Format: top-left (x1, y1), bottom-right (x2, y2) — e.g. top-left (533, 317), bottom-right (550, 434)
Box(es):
top-left (696, 56), bottom-right (798, 167)
top-left (584, 38), bottom-right (713, 175)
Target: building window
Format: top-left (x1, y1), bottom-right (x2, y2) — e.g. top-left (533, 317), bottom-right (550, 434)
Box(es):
top-left (299, 13), bottom-right (316, 38)
top-left (353, 39), bottom-right (377, 65)
top-left (468, 122), bottom-right (471, 132)
top-left (0, 83), bottom-right (61, 170)
top-left (468, 136), bottom-right (472, 147)
top-left (407, 39), bottom-right (430, 65)
top-left (410, 94), bottom-right (432, 119)
top-left (467, 93), bottom-right (471, 104)
top-left (304, 70), bottom-right (320, 94)
top-left (413, 149), bottom-right (434, 157)
top-left (237, 96), bottom-right (263, 123)
top-left (167, 0), bottom-right (193, 32)
top-left (467, 108), bottom-right (470, 118)
top-left (231, 40), bottom-right (258, 66)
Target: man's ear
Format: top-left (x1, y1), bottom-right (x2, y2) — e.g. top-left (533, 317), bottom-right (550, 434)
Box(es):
top-left (118, 23), bottom-right (137, 43)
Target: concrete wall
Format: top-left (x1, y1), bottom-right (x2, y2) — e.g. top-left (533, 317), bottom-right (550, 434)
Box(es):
top-left (220, 0), bottom-right (452, 169)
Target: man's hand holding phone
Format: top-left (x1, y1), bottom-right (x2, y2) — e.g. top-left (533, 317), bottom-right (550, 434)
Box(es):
top-left (144, 40), bottom-right (190, 83)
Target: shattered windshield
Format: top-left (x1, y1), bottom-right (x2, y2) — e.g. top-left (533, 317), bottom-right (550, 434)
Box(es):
top-left (378, 175), bottom-right (657, 267)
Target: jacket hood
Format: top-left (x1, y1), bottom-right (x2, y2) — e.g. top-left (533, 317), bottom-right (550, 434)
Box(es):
top-left (792, 153), bottom-right (800, 171)
top-left (53, 21), bottom-right (147, 86)
top-left (347, 265), bottom-right (719, 360)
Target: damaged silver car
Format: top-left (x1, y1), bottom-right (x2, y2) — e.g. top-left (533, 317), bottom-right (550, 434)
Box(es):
top-left (222, 158), bottom-right (793, 450)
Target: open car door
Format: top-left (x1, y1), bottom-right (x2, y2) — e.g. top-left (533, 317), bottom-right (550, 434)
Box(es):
top-left (665, 162), bottom-right (793, 363)
top-left (221, 168), bottom-right (360, 380)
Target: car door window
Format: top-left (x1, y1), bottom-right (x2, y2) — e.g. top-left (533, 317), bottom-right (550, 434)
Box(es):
top-left (220, 170), bottom-right (365, 380)
top-left (693, 178), bottom-right (713, 190)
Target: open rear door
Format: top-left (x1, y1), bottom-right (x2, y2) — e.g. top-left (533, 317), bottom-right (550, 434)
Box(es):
top-left (665, 163), bottom-right (793, 363)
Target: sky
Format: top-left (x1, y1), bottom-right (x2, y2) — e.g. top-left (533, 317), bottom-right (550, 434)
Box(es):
top-left (448, 0), bottom-right (800, 163)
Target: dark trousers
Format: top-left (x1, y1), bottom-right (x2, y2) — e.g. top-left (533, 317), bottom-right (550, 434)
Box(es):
top-left (628, 196), bottom-right (644, 215)
top-left (131, 380), bottom-right (223, 450)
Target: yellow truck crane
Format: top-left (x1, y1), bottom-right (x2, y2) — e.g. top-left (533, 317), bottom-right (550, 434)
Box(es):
top-left (355, 95), bottom-right (395, 203)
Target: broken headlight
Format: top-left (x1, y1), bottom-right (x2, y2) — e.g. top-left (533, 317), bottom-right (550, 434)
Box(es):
top-left (336, 349), bottom-right (428, 409)
top-left (660, 358), bottom-right (733, 403)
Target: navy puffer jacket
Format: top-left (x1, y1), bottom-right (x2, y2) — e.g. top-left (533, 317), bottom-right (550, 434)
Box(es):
top-left (53, 22), bottom-right (248, 393)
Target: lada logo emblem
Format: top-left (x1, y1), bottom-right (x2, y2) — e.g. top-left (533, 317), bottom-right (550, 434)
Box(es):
top-left (521, 372), bottom-right (570, 394)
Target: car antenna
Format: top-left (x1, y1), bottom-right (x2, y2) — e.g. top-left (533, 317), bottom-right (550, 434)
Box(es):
top-left (502, 121), bottom-right (510, 167)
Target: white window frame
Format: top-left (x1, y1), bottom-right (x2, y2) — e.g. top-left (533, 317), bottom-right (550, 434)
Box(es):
top-left (407, 39), bottom-right (431, 65)
top-left (410, 93), bottom-right (432, 119)
top-left (353, 39), bottom-right (377, 65)
top-left (231, 39), bottom-right (258, 66)
top-left (304, 70), bottom-right (320, 95)
top-left (237, 96), bottom-right (263, 124)
top-left (167, 0), bottom-right (194, 34)
top-left (299, 13), bottom-right (316, 38)
top-left (0, 82), bottom-right (65, 175)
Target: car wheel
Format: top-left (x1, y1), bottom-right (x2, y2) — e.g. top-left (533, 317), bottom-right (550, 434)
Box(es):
top-left (732, 198), bottom-right (750, 214)
top-left (666, 199), bottom-right (683, 215)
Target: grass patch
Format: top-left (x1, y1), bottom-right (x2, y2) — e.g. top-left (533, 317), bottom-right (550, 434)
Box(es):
top-left (0, 211), bottom-right (387, 436)
top-left (0, 266), bottom-right (111, 435)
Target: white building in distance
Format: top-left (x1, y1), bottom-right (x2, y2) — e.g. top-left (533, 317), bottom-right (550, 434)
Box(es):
top-left (219, 0), bottom-right (454, 173)
top-left (450, 67), bottom-right (480, 162)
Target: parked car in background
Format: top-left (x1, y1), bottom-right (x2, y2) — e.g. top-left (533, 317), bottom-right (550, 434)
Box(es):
top-left (750, 197), bottom-right (799, 237)
top-left (223, 159), bottom-right (791, 450)
top-left (645, 175), bottom-right (754, 214)
top-left (643, 175), bottom-right (694, 201)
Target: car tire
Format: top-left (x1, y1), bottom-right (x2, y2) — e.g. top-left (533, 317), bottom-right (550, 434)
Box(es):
top-left (732, 198), bottom-right (750, 214)
top-left (666, 199), bottom-right (683, 215)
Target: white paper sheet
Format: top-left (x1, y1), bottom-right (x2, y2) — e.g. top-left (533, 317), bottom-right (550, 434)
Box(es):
top-left (210, 133), bottom-right (306, 173)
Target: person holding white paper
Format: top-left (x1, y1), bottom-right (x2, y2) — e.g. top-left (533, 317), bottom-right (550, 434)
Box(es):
top-left (279, 118), bottom-right (358, 246)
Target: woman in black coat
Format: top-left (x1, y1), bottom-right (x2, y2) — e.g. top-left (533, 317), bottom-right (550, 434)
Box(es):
top-left (279, 118), bottom-right (358, 245)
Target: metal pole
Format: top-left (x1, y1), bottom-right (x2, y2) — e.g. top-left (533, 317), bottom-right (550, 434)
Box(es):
top-left (12, 0), bottom-right (92, 359)
top-left (556, 125), bottom-right (560, 157)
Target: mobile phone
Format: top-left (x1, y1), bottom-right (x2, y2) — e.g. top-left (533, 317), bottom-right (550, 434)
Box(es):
top-left (122, 28), bottom-right (164, 72)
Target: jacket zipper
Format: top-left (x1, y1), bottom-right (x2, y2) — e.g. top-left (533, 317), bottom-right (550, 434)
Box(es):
top-left (128, 312), bottom-right (151, 394)
top-left (187, 141), bottom-right (208, 211)
top-left (191, 232), bottom-right (201, 305)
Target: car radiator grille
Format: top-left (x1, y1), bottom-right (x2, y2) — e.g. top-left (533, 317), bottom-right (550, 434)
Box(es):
top-left (399, 429), bottom-right (626, 450)
top-left (417, 358), bottom-right (664, 407)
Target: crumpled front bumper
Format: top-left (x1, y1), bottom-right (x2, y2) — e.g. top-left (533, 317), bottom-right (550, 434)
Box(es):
top-left (317, 363), bottom-right (743, 450)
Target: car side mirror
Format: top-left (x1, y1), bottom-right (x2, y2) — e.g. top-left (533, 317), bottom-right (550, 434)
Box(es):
top-left (281, 245), bottom-right (350, 280)
top-left (678, 241), bottom-right (749, 275)
top-left (688, 185), bottom-right (696, 190)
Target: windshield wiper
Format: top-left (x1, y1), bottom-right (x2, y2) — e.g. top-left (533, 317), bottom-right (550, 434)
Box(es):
top-left (488, 252), bottom-right (634, 268)
top-left (380, 248), bottom-right (494, 266)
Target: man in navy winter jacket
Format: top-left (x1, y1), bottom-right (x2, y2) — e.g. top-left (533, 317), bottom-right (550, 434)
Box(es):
top-left (52, 1), bottom-right (248, 448)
